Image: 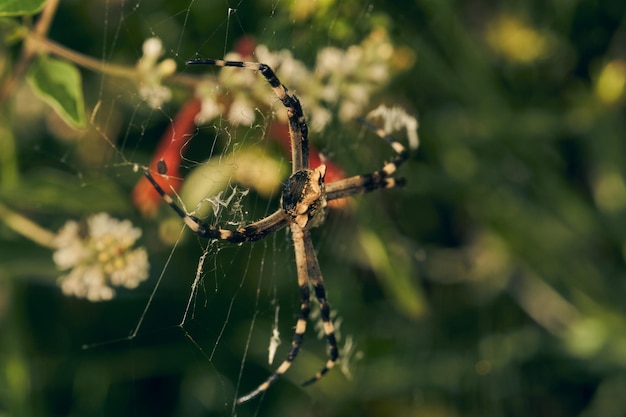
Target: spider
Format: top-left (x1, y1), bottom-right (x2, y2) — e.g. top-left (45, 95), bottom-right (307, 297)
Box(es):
top-left (144, 58), bottom-right (410, 404)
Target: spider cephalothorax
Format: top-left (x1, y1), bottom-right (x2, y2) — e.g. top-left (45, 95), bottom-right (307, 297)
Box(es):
top-left (281, 165), bottom-right (327, 229)
top-left (145, 58), bottom-right (410, 404)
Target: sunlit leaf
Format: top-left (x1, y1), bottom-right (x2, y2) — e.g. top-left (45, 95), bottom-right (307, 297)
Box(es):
top-left (0, 0), bottom-right (46, 16)
top-left (27, 55), bottom-right (86, 129)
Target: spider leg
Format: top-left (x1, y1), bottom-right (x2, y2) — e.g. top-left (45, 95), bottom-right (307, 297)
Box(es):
top-left (325, 119), bottom-right (409, 201)
top-left (187, 59), bottom-right (310, 172)
top-left (236, 223), bottom-right (315, 404)
top-left (299, 226), bottom-right (338, 386)
top-left (144, 171), bottom-right (290, 242)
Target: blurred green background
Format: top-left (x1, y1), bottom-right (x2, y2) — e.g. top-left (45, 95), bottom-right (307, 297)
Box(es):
top-left (3, 0), bottom-right (626, 416)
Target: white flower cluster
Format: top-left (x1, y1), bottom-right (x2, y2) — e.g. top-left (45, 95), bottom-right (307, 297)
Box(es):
top-left (53, 213), bottom-right (149, 301)
top-left (195, 29), bottom-right (411, 132)
top-left (136, 37), bottom-right (177, 109)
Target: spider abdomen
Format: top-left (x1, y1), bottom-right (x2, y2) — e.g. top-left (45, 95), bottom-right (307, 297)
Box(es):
top-left (281, 165), bottom-right (328, 229)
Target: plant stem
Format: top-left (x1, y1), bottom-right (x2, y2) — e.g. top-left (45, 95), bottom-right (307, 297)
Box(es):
top-left (30, 35), bottom-right (137, 79)
top-left (0, 202), bottom-right (56, 249)
top-left (26, 35), bottom-right (199, 88)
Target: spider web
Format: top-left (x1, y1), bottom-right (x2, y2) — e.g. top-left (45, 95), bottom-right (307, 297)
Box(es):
top-left (58, 2), bottom-right (389, 416)
top-left (94, 9), bottom-right (296, 415)
top-left (1, 0), bottom-right (428, 415)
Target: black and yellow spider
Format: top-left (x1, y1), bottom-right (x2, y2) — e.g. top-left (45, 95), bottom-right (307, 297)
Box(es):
top-left (144, 58), bottom-right (410, 404)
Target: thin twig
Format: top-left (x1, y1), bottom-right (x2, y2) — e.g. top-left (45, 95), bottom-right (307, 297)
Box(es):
top-left (27, 35), bottom-right (201, 87)
top-left (0, 202), bottom-right (56, 248)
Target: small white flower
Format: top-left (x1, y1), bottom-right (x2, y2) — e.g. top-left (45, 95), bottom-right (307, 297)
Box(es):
top-left (196, 97), bottom-right (222, 125)
top-left (366, 63), bottom-right (389, 83)
top-left (339, 100), bottom-right (362, 121)
top-left (157, 59), bottom-right (177, 78)
top-left (195, 80), bottom-right (223, 124)
top-left (227, 96), bottom-right (255, 126)
top-left (142, 37), bottom-right (164, 61)
top-left (319, 85), bottom-right (339, 103)
top-left (345, 84), bottom-right (370, 107)
top-left (309, 106), bottom-right (333, 132)
top-left (53, 213), bottom-right (150, 302)
top-left (316, 47), bottom-right (344, 76)
top-left (275, 51), bottom-right (308, 85)
top-left (53, 221), bottom-right (88, 269)
top-left (138, 84), bottom-right (172, 109)
top-left (254, 45), bottom-right (280, 70)
top-left (344, 45), bottom-right (363, 73)
top-left (136, 37), bottom-right (176, 109)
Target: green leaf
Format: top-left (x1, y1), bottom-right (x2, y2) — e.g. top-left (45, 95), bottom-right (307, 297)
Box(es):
top-left (0, 0), bottom-right (46, 16)
top-left (27, 55), bottom-right (86, 129)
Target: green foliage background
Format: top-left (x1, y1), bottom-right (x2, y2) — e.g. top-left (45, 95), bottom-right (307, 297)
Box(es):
top-left (2, 0), bottom-right (626, 416)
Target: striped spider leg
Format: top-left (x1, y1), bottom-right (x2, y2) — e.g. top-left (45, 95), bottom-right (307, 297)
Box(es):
top-left (144, 58), bottom-right (410, 404)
